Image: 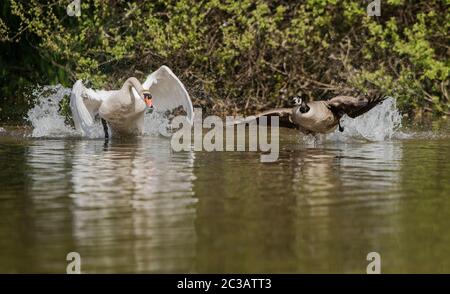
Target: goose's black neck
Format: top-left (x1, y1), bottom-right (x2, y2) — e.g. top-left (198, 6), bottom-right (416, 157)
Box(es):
top-left (299, 101), bottom-right (310, 113)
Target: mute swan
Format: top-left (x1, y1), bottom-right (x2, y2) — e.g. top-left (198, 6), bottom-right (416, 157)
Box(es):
top-left (70, 65), bottom-right (194, 138)
top-left (234, 94), bottom-right (386, 135)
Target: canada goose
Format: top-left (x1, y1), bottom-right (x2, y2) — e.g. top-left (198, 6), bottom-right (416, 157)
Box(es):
top-left (70, 65), bottom-right (194, 138)
top-left (235, 94), bottom-right (386, 135)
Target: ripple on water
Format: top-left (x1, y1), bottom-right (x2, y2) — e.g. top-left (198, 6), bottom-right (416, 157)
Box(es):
top-left (1, 86), bottom-right (449, 273)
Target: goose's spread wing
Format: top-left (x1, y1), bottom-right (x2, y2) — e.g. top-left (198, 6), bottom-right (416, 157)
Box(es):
top-left (326, 94), bottom-right (386, 118)
top-left (229, 108), bottom-right (296, 129)
top-left (70, 80), bottom-right (110, 136)
top-left (143, 65), bottom-right (194, 124)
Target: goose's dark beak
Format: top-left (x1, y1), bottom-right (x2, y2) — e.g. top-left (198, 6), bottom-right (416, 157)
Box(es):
top-left (143, 92), bottom-right (153, 108)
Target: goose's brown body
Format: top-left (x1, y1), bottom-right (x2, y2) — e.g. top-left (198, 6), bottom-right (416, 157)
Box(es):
top-left (291, 101), bottom-right (339, 134)
top-left (237, 94), bottom-right (386, 135)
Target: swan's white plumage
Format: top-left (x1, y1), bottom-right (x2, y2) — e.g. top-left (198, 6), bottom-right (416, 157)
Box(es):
top-left (70, 80), bottom-right (104, 136)
top-left (70, 65), bottom-right (193, 137)
top-left (143, 65), bottom-right (194, 124)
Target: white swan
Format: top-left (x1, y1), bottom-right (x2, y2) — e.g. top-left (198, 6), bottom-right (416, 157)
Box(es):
top-left (70, 65), bottom-right (194, 137)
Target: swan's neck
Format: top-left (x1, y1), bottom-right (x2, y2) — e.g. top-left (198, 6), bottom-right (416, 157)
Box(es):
top-left (124, 77), bottom-right (144, 102)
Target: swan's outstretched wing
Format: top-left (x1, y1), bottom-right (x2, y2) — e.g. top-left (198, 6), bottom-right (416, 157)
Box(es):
top-left (326, 94), bottom-right (386, 118)
top-left (228, 108), bottom-right (297, 129)
top-left (70, 80), bottom-right (109, 136)
top-left (143, 65), bottom-right (194, 124)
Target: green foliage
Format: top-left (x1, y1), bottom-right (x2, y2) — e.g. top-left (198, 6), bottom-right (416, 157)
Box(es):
top-left (0, 0), bottom-right (449, 122)
top-left (59, 93), bottom-right (72, 124)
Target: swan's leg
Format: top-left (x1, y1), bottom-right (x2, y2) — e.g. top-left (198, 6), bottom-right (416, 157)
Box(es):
top-left (101, 119), bottom-right (109, 139)
top-left (103, 138), bottom-right (109, 150)
top-left (338, 120), bottom-right (344, 132)
top-left (313, 133), bottom-right (320, 144)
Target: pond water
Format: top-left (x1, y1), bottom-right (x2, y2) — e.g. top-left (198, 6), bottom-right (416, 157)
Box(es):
top-left (0, 88), bottom-right (449, 273)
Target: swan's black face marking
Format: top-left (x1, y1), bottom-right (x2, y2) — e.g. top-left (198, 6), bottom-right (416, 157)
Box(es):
top-left (143, 92), bottom-right (153, 108)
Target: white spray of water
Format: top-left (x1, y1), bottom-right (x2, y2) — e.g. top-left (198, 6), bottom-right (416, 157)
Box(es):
top-left (303, 97), bottom-right (404, 143)
top-left (26, 85), bottom-right (78, 138)
top-left (26, 84), bottom-right (168, 138)
top-left (27, 86), bottom-right (405, 142)
top-left (143, 111), bottom-right (170, 136)
top-left (329, 97), bottom-right (403, 141)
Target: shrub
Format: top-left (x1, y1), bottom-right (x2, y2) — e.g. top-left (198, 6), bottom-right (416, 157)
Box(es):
top-left (1, 0), bottom-right (448, 121)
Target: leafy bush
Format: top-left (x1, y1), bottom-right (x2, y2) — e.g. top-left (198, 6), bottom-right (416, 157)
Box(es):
top-left (1, 0), bottom-right (449, 121)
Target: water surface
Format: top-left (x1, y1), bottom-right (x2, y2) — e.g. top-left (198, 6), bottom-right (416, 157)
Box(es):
top-left (0, 124), bottom-right (449, 273)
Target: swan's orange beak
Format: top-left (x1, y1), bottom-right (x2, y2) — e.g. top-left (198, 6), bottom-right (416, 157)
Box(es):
top-left (144, 93), bottom-right (153, 108)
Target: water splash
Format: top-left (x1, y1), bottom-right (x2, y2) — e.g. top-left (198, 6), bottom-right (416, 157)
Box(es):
top-left (326, 97), bottom-right (404, 142)
top-left (25, 89), bottom-right (408, 142)
top-left (26, 84), bottom-right (168, 138)
top-left (143, 111), bottom-right (170, 136)
top-left (26, 85), bottom-right (78, 138)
